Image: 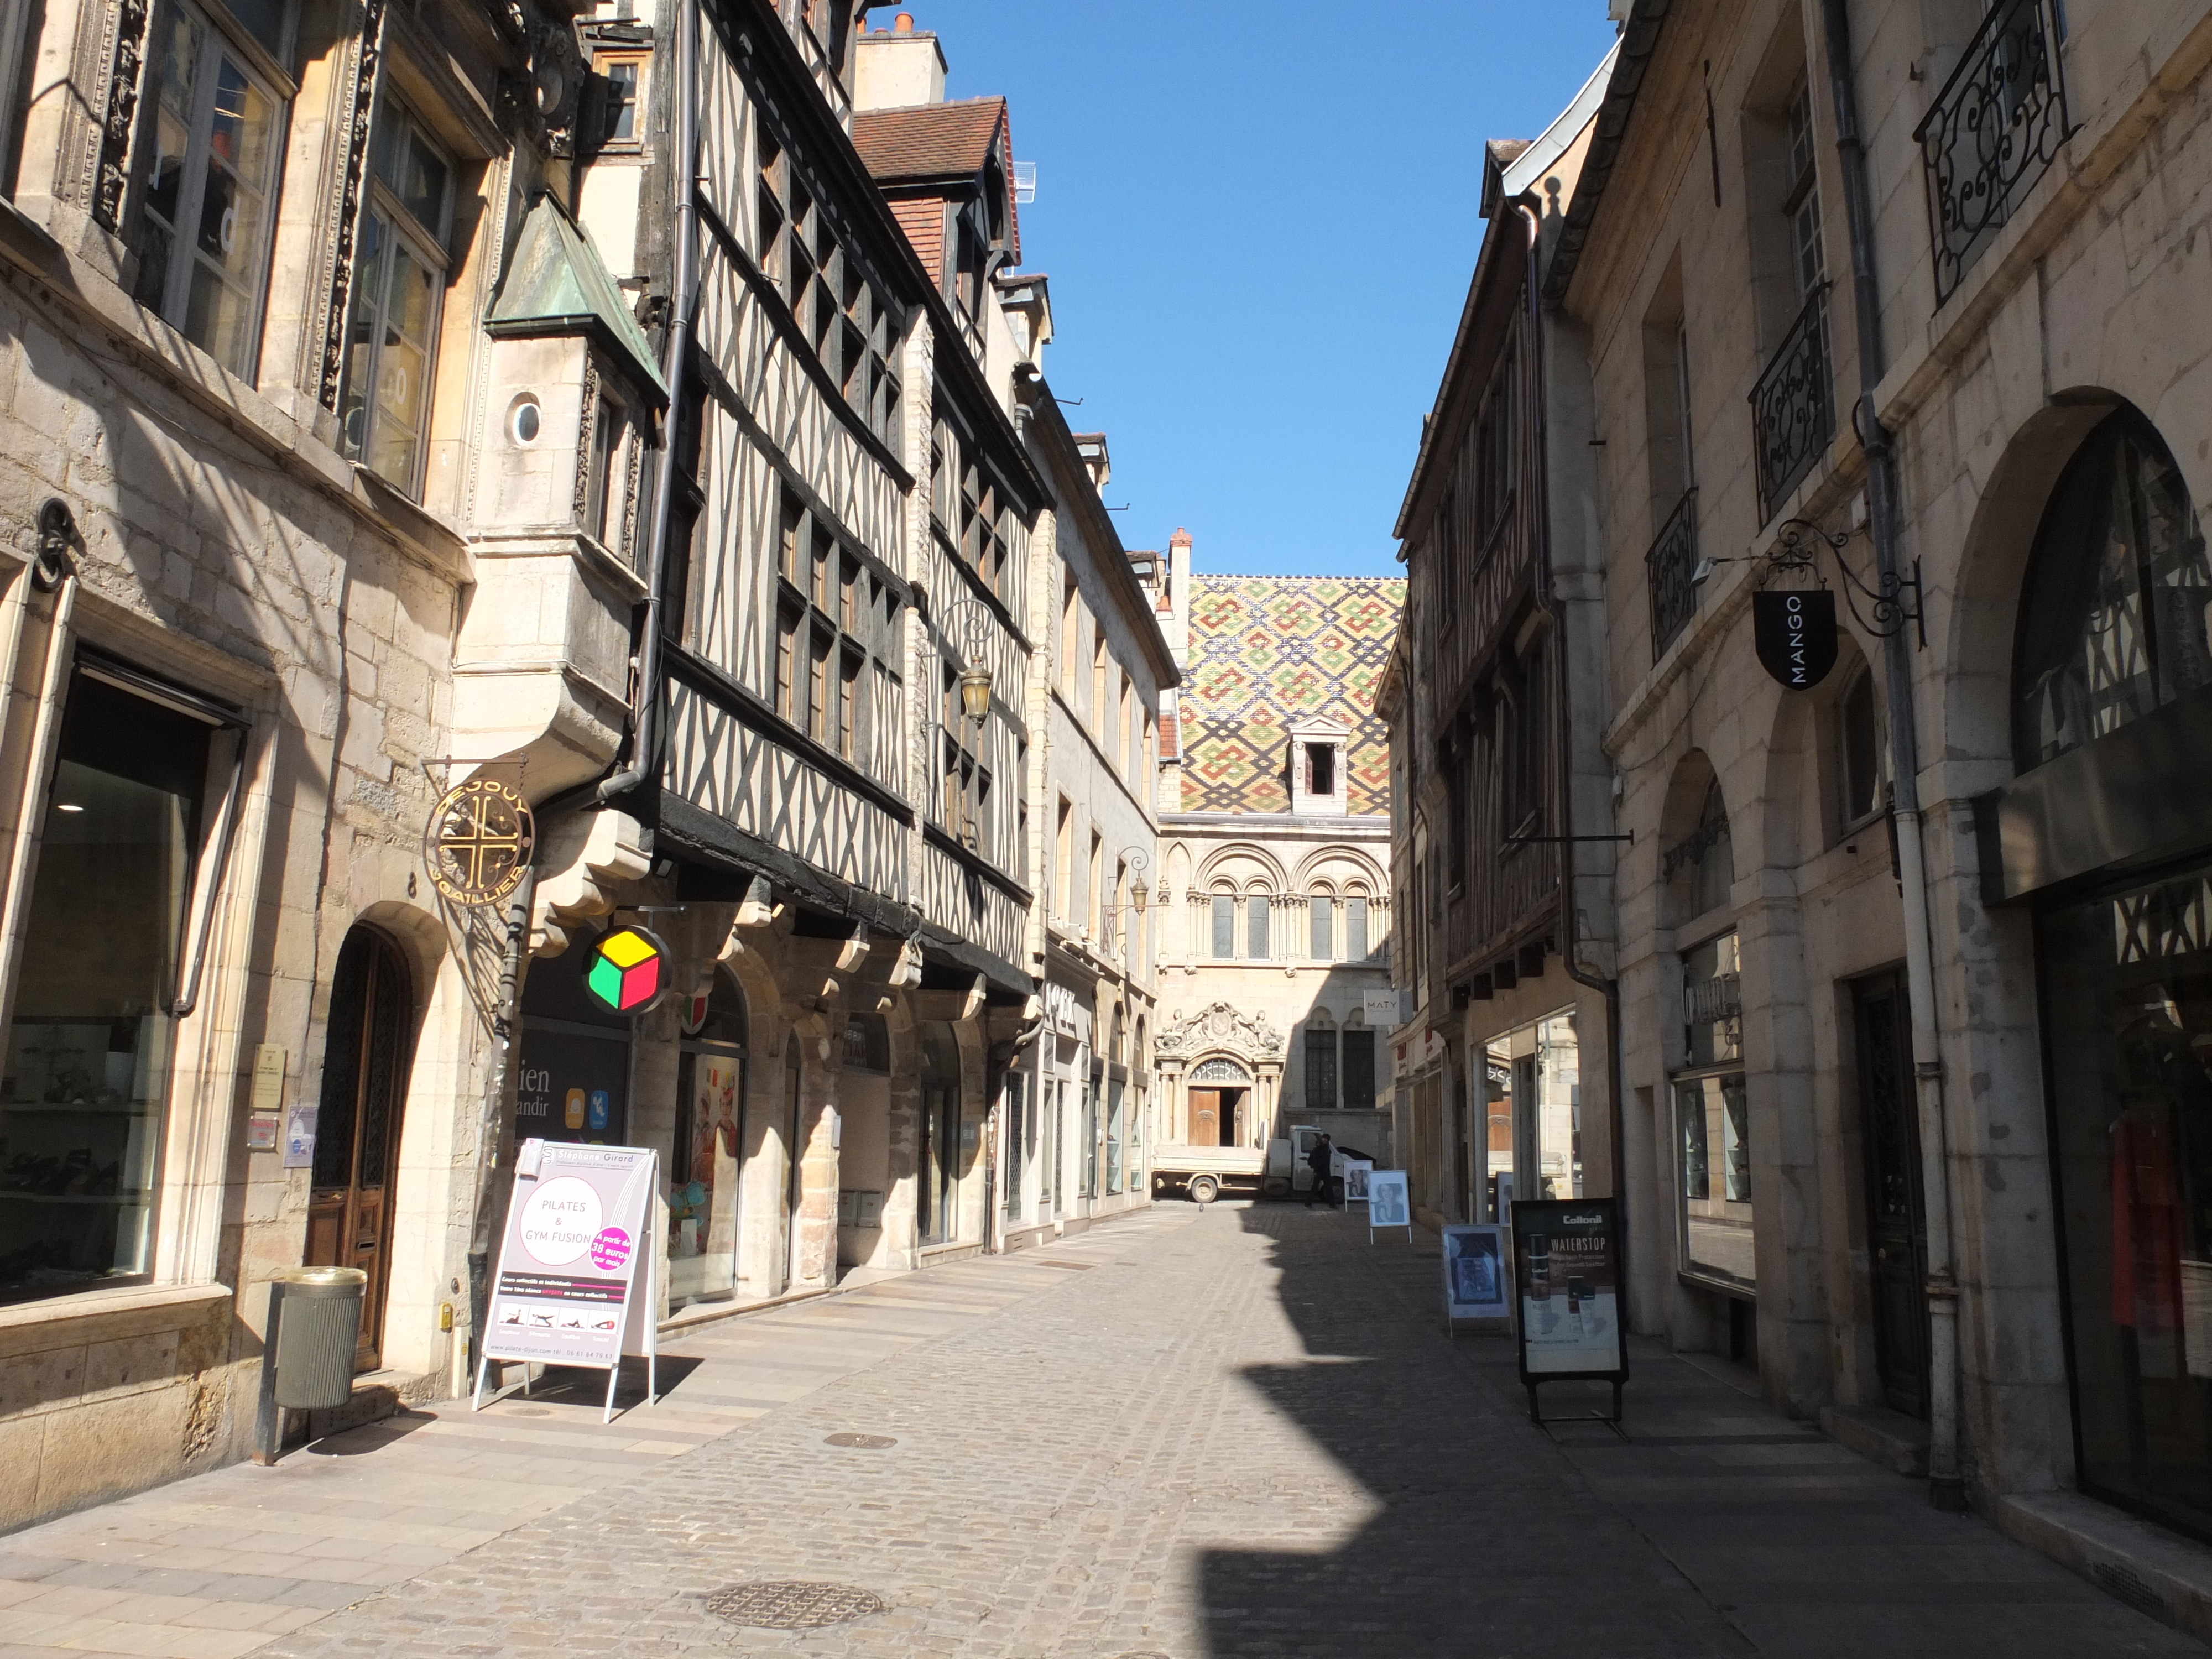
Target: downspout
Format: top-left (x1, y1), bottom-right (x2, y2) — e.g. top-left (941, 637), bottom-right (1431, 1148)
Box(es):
top-left (1519, 202), bottom-right (1631, 1326)
top-left (597, 0), bottom-right (700, 808)
top-left (1817, 0), bottom-right (1963, 1511)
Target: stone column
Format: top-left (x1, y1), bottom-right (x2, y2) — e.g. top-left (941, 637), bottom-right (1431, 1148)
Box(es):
top-left (790, 1019), bottom-right (842, 1290)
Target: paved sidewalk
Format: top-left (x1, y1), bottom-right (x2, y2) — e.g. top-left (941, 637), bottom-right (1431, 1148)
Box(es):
top-left (0, 1201), bottom-right (2198, 1657)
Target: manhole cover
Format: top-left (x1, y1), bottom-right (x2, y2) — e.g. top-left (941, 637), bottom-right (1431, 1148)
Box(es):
top-left (823, 1432), bottom-right (896, 1448)
top-left (705, 1582), bottom-right (888, 1629)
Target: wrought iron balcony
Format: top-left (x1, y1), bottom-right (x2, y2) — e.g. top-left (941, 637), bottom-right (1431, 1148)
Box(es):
top-left (1750, 286), bottom-right (1834, 523)
top-left (1915, 0), bottom-right (2071, 307)
top-left (1646, 487), bottom-right (1699, 659)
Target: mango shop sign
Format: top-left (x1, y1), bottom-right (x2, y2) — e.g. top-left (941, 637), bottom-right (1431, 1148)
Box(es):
top-left (1753, 589), bottom-right (1838, 690)
top-left (1044, 982), bottom-right (1081, 1038)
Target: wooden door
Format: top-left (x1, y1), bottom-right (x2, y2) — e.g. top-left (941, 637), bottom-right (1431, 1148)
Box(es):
top-left (1854, 971), bottom-right (1929, 1417)
top-left (307, 929), bottom-right (414, 1371)
top-left (1225, 1088), bottom-right (1248, 1146)
top-left (1188, 1089), bottom-right (1220, 1146)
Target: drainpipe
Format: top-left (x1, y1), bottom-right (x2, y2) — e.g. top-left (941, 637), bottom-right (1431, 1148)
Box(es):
top-left (1817, 0), bottom-right (1964, 1512)
top-left (1519, 204), bottom-right (1631, 1325)
top-left (597, 0), bottom-right (699, 808)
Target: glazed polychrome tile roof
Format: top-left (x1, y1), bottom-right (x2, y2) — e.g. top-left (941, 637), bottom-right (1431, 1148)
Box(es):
top-left (1180, 576), bottom-right (1404, 815)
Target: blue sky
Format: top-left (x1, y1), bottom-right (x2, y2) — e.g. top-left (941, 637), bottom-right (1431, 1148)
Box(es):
top-left (930, 2), bottom-right (1620, 578)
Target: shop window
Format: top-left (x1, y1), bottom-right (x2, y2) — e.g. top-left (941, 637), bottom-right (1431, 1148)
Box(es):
top-left (131, 2), bottom-right (289, 379)
top-left (338, 101), bottom-right (452, 495)
top-left (1106, 1073), bottom-right (1125, 1194)
top-left (516, 927), bottom-right (631, 1147)
top-left (1676, 931), bottom-right (1751, 1292)
top-left (2015, 411), bottom-right (2212, 770)
top-left (1, 671), bottom-right (218, 1305)
top-left (671, 969), bottom-right (747, 1311)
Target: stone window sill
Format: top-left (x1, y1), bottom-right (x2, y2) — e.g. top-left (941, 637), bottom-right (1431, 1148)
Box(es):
top-left (0, 1282), bottom-right (229, 1360)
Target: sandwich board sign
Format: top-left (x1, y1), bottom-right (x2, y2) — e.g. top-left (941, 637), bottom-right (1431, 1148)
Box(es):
top-left (1510, 1196), bottom-right (1628, 1423)
top-left (1442, 1223), bottom-right (1511, 1323)
top-left (475, 1139), bottom-right (660, 1421)
top-left (1366, 1170), bottom-right (1412, 1241)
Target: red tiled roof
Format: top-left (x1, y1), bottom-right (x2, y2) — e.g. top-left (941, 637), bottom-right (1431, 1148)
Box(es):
top-left (888, 197), bottom-right (945, 285)
top-left (1159, 711), bottom-right (1181, 760)
top-left (852, 97), bottom-right (1019, 262)
top-left (854, 97), bottom-right (1003, 180)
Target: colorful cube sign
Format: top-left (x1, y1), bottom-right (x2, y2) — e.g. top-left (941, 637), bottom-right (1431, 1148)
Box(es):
top-left (583, 927), bottom-right (668, 1015)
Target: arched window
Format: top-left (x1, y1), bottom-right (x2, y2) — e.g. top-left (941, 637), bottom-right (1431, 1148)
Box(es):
top-left (2015, 410), bottom-right (2212, 770)
top-left (1190, 1057), bottom-right (1250, 1083)
top-left (1837, 664), bottom-right (1884, 827)
top-left (1310, 885), bottom-right (1337, 960)
top-left (1211, 887), bottom-right (1236, 959)
top-left (1690, 780), bottom-right (1732, 917)
top-left (1345, 888), bottom-right (1371, 961)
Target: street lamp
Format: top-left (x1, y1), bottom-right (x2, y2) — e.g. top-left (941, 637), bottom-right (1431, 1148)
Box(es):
top-left (936, 596), bottom-right (996, 729)
top-left (1120, 847), bottom-right (1151, 913)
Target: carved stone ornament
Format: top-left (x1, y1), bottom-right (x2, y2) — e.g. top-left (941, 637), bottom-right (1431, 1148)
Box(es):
top-left (1155, 1001), bottom-right (1284, 1061)
top-left (91, 0), bottom-right (155, 231)
top-left (317, 0), bottom-right (391, 409)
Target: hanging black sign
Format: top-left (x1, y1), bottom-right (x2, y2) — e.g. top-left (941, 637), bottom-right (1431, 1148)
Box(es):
top-left (1754, 589), bottom-right (1838, 690)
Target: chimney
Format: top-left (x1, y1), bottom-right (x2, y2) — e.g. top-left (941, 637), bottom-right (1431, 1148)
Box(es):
top-left (854, 12), bottom-right (947, 110)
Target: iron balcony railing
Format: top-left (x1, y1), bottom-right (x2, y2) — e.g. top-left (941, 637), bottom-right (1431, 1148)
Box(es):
top-left (1750, 286), bottom-right (1834, 523)
top-left (1914, 0), bottom-right (2071, 307)
top-left (1646, 486), bottom-right (1699, 659)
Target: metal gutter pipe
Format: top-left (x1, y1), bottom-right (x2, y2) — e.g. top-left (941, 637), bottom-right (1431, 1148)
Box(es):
top-left (1817, 0), bottom-right (1964, 1512)
top-left (1520, 202), bottom-right (1631, 1324)
top-left (598, 0), bottom-right (700, 808)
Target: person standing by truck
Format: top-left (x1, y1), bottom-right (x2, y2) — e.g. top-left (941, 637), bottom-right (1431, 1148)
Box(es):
top-left (1305, 1134), bottom-right (1335, 1208)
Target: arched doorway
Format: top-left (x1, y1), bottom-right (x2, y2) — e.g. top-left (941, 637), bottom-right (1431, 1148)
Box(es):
top-left (2007, 409), bottom-right (2212, 1540)
top-left (917, 1025), bottom-right (960, 1245)
top-left (309, 926), bottom-right (416, 1370)
top-left (671, 969), bottom-right (746, 1312)
top-left (1188, 1057), bottom-right (1251, 1147)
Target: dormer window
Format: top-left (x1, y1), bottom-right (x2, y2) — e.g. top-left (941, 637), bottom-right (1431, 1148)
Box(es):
top-left (1289, 719), bottom-right (1352, 816)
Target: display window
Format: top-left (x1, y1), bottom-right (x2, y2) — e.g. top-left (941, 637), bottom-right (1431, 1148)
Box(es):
top-left (1674, 931), bottom-right (1752, 1293)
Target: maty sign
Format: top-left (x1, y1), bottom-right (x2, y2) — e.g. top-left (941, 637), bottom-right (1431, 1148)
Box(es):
top-left (1753, 589), bottom-right (1838, 690)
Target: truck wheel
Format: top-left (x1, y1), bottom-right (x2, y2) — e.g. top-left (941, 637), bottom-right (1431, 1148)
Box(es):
top-left (1261, 1176), bottom-right (1291, 1199)
top-left (1188, 1174), bottom-right (1220, 1206)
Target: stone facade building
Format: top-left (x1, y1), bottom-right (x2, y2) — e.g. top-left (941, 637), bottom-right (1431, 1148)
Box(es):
top-left (0, 0), bottom-right (1163, 1535)
top-left (1392, 0), bottom-right (2212, 1632)
top-left (1385, 53), bottom-right (1616, 1236)
top-left (1152, 545), bottom-right (1400, 1168)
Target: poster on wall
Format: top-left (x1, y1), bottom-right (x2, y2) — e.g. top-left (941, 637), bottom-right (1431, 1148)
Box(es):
top-left (1367, 1170), bottom-right (1412, 1238)
top-left (1442, 1223), bottom-right (1511, 1322)
top-left (1342, 1159), bottom-right (1374, 1205)
top-left (476, 1140), bottom-right (660, 1421)
top-left (1510, 1197), bottom-right (1627, 1408)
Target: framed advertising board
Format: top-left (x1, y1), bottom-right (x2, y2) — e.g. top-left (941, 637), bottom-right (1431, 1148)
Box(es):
top-left (475, 1140), bottom-right (660, 1421)
top-left (1510, 1196), bottom-right (1627, 1422)
top-left (1341, 1159), bottom-right (1373, 1204)
top-left (1442, 1223), bottom-right (1511, 1323)
top-left (1367, 1170), bottom-right (1411, 1240)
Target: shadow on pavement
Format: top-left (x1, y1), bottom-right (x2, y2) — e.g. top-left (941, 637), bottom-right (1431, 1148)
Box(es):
top-left (1195, 1206), bottom-right (2207, 1659)
top-left (1195, 1205), bottom-right (1739, 1658)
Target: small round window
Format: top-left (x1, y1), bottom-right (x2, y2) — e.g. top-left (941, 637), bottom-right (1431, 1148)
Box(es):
top-left (508, 394), bottom-right (543, 446)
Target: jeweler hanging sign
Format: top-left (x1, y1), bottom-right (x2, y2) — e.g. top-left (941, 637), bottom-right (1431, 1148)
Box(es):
top-left (1753, 589), bottom-right (1838, 690)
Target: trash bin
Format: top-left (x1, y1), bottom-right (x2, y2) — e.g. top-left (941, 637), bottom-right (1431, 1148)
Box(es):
top-left (270, 1266), bottom-right (366, 1410)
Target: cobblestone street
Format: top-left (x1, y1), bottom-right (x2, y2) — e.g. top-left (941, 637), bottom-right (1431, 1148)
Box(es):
top-left (1, 1204), bottom-right (2201, 1658)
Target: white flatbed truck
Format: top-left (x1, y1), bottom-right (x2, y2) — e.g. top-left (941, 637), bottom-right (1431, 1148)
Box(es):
top-left (1151, 1126), bottom-right (1334, 1204)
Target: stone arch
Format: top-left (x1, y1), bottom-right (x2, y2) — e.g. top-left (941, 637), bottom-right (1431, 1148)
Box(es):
top-left (1657, 749), bottom-right (1731, 928)
top-left (1943, 391), bottom-right (2141, 779)
top-left (1195, 841), bottom-right (1288, 891)
top-left (1290, 843), bottom-right (1388, 891)
top-left (1759, 631), bottom-right (1878, 870)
